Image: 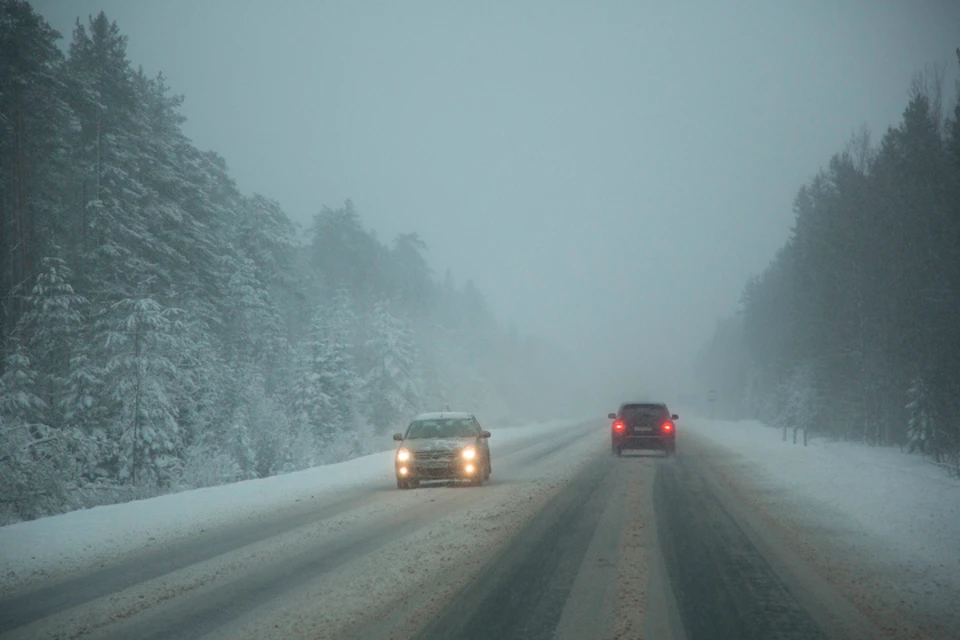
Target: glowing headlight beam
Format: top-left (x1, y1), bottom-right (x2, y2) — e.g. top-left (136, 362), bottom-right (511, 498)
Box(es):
top-left (461, 447), bottom-right (476, 460)
top-left (396, 448), bottom-right (411, 462)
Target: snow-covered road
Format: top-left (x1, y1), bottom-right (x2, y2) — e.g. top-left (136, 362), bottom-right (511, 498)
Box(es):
top-left (1, 414), bottom-right (957, 640)
top-left (0, 419), bottom-right (612, 640)
top-left (0, 417), bottom-right (584, 595)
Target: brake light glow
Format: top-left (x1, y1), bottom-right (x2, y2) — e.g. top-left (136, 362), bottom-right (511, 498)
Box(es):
top-left (613, 420), bottom-right (625, 431)
top-left (662, 422), bottom-right (674, 432)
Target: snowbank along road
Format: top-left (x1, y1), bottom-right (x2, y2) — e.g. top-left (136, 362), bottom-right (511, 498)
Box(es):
top-left (1, 417), bottom-right (956, 640)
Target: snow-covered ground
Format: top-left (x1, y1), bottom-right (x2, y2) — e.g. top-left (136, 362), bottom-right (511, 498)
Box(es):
top-left (682, 414), bottom-right (960, 638)
top-left (682, 416), bottom-right (960, 569)
top-left (0, 418), bottom-right (583, 593)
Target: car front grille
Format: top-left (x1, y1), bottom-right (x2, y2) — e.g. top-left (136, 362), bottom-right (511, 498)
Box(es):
top-left (414, 450), bottom-right (455, 462)
top-left (413, 450), bottom-right (458, 478)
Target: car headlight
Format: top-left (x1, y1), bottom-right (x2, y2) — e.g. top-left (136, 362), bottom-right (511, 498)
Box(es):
top-left (396, 448), bottom-right (411, 462)
top-left (461, 447), bottom-right (476, 460)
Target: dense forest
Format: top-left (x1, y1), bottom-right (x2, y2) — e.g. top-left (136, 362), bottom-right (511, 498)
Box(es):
top-left (0, 2), bottom-right (583, 522)
top-left (696, 53), bottom-right (960, 474)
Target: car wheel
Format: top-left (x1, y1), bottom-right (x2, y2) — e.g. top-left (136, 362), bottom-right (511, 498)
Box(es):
top-left (484, 459), bottom-right (491, 480)
top-left (397, 479), bottom-right (407, 489)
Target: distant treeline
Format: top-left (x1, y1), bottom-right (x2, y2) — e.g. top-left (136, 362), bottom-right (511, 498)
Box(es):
top-left (0, 2), bottom-right (582, 523)
top-left (696, 51), bottom-right (960, 474)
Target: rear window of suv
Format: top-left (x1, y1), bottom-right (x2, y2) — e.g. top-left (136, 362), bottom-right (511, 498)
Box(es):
top-left (622, 404), bottom-right (668, 420)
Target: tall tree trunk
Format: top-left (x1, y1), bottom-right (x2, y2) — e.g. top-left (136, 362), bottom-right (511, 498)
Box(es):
top-left (96, 115), bottom-right (102, 202)
top-left (0, 148), bottom-right (7, 371)
top-left (133, 319), bottom-right (142, 485)
top-left (13, 92), bottom-right (29, 333)
top-left (80, 180), bottom-right (87, 259)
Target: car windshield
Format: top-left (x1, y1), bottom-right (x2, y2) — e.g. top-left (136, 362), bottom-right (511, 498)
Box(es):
top-left (406, 419), bottom-right (476, 439)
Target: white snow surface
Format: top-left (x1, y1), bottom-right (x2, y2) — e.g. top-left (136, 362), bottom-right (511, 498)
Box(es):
top-left (0, 418), bottom-right (582, 591)
top-left (682, 415), bottom-right (960, 577)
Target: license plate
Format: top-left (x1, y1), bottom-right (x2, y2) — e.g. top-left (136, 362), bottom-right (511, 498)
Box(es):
top-left (634, 427), bottom-right (652, 433)
top-left (419, 460), bottom-right (449, 469)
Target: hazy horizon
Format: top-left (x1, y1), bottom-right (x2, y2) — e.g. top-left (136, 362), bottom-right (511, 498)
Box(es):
top-left (33, 0), bottom-right (960, 401)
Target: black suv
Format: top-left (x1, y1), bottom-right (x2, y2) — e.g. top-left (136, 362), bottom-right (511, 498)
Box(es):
top-left (608, 402), bottom-right (678, 456)
top-left (393, 412), bottom-right (492, 488)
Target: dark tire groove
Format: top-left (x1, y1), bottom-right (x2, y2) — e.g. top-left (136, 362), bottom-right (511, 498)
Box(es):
top-left (415, 456), bottom-right (616, 640)
top-left (654, 454), bottom-right (828, 640)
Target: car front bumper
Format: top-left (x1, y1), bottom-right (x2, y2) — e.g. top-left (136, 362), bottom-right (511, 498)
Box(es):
top-left (396, 458), bottom-right (480, 481)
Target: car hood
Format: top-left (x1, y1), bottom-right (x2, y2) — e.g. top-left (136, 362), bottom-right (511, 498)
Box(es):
top-left (403, 438), bottom-right (474, 454)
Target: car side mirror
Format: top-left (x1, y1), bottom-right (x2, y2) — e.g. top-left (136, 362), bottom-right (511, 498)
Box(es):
top-left (392, 433), bottom-right (403, 442)
top-left (480, 430), bottom-right (491, 438)
top-left (607, 413), bottom-right (617, 420)
top-left (672, 414), bottom-right (679, 420)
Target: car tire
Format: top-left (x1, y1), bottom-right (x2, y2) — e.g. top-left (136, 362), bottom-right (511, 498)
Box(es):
top-left (612, 444), bottom-right (622, 457)
top-left (397, 479), bottom-right (407, 489)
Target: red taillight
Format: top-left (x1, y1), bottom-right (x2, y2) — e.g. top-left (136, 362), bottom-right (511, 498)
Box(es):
top-left (613, 420), bottom-right (625, 431)
top-left (662, 421), bottom-right (674, 432)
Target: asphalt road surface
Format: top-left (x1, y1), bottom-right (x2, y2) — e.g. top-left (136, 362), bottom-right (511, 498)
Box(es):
top-left (0, 420), bottom-right (885, 640)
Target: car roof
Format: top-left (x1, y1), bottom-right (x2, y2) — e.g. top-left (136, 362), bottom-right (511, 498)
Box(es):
top-left (620, 402), bottom-right (668, 408)
top-left (412, 411), bottom-right (474, 421)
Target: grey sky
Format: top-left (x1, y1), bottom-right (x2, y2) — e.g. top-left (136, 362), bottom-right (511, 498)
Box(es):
top-left (35, 0), bottom-right (960, 400)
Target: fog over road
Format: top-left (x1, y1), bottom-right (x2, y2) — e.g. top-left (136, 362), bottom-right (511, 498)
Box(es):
top-left (0, 420), bottom-right (913, 640)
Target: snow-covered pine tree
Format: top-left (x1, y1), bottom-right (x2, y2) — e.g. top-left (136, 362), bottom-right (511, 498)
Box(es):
top-left (361, 301), bottom-right (422, 435)
top-left (290, 348), bottom-right (329, 460)
top-left (16, 258), bottom-right (87, 427)
top-left (325, 289), bottom-right (362, 430)
top-left (320, 289), bottom-right (367, 460)
top-left (0, 344), bottom-right (68, 521)
top-left (290, 294), bottom-right (364, 459)
top-left (236, 194), bottom-right (297, 285)
top-left (132, 68), bottom-right (228, 308)
top-left (238, 370), bottom-right (289, 478)
top-left (414, 328), bottom-right (449, 414)
top-left (12, 257), bottom-right (107, 490)
top-left (226, 402), bottom-right (256, 480)
top-left (389, 233), bottom-right (432, 312)
top-left (906, 374), bottom-right (937, 458)
top-left (0, 1), bottom-right (74, 358)
top-left (223, 254), bottom-right (286, 373)
top-left (102, 297), bottom-right (185, 487)
top-left (66, 13), bottom-right (153, 299)
top-left (310, 200), bottom-right (387, 301)
top-left (778, 361), bottom-right (820, 442)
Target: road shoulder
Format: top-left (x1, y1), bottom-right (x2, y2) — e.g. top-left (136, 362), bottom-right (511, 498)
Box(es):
top-left (681, 428), bottom-right (956, 640)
